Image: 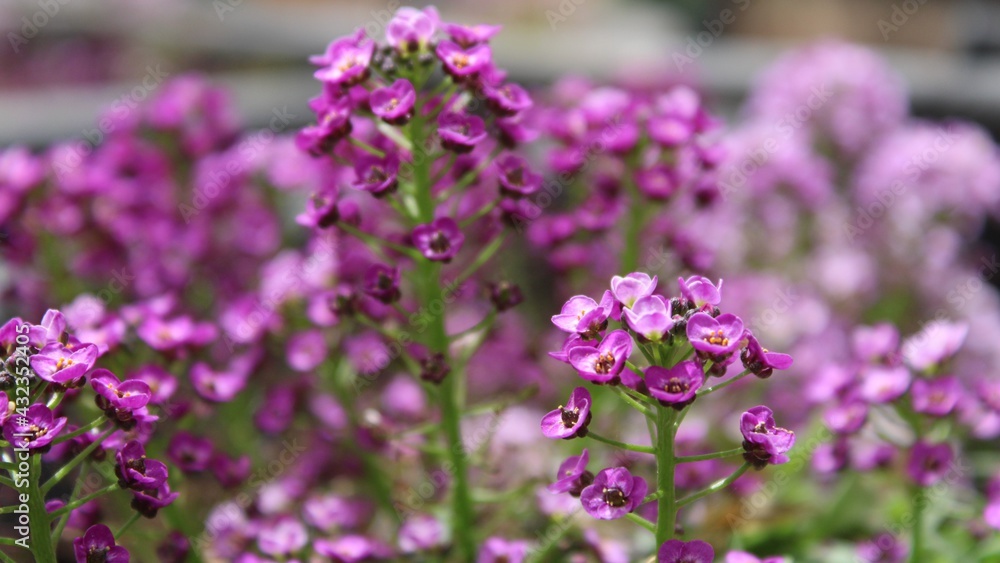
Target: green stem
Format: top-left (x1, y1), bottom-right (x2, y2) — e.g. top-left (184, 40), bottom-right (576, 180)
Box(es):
top-left (655, 408), bottom-right (678, 545)
top-left (910, 487), bottom-right (924, 562)
top-left (587, 432), bottom-right (655, 454)
top-left (51, 462), bottom-right (88, 547)
top-left (448, 310), bottom-right (496, 341)
top-left (350, 137), bottom-right (385, 158)
top-left (47, 484), bottom-right (119, 519)
top-left (611, 387), bottom-right (655, 419)
top-left (676, 462), bottom-right (751, 508)
top-left (27, 455), bottom-right (56, 563)
top-left (459, 198), bottom-right (500, 228)
top-left (697, 369), bottom-right (752, 396)
top-left (338, 222), bottom-right (419, 259)
top-left (626, 512), bottom-right (656, 534)
top-left (453, 233), bottom-right (507, 288)
top-left (620, 179), bottom-right (646, 273)
top-left (51, 417), bottom-right (105, 445)
top-left (115, 512), bottom-right (141, 539)
top-left (675, 447), bottom-right (744, 464)
top-left (42, 426), bottom-right (115, 494)
top-left (0, 547), bottom-right (17, 563)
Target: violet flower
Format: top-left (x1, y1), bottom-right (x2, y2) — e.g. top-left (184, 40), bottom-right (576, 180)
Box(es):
top-left (484, 83), bottom-right (533, 117)
top-left (286, 329), bottom-right (327, 372)
top-left (3, 404), bottom-right (67, 451)
top-left (678, 275), bottom-right (722, 309)
top-left (191, 362), bottom-right (248, 403)
top-left (580, 466), bottom-right (648, 520)
top-left (725, 551), bottom-right (786, 563)
top-left (548, 448), bottom-right (593, 496)
top-left (412, 217), bottom-right (465, 262)
top-left (351, 153), bottom-right (400, 196)
top-left (551, 291), bottom-right (615, 338)
top-left (859, 365), bottom-right (911, 404)
top-left (399, 514), bottom-right (445, 554)
top-left (568, 329), bottom-right (633, 384)
top-left (436, 41), bottom-right (492, 79)
top-left (442, 22), bottom-right (501, 47)
top-left (73, 524), bottom-right (129, 563)
top-left (167, 431), bottom-right (213, 473)
top-left (313, 38), bottom-right (375, 87)
top-left (623, 295), bottom-right (673, 342)
top-left (91, 369), bottom-right (152, 412)
top-left (115, 440), bottom-right (169, 491)
top-left (687, 312), bottom-right (744, 357)
top-left (386, 6), bottom-right (438, 52)
top-left (645, 361), bottom-right (704, 409)
top-left (438, 112), bottom-right (487, 153)
top-left (477, 537), bottom-right (529, 563)
top-left (740, 405), bottom-right (795, 468)
top-left (495, 153), bottom-right (543, 197)
top-left (911, 376), bottom-right (960, 416)
top-left (30, 342), bottom-right (98, 384)
top-left (611, 272), bottom-right (658, 309)
top-left (313, 535), bottom-right (393, 561)
top-left (907, 441), bottom-right (953, 487)
top-left (658, 539), bottom-right (715, 563)
top-left (363, 264), bottom-right (402, 304)
top-left (370, 79), bottom-right (416, 125)
top-left (902, 321), bottom-right (968, 373)
top-left (257, 517), bottom-right (308, 556)
top-left (540, 387), bottom-right (592, 439)
top-left (740, 332), bottom-right (793, 379)
top-left (130, 482), bottom-right (180, 518)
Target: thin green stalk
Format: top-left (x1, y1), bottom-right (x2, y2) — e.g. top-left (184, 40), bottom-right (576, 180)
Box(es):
top-left (51, 461), bottom-right (88, 547)
top-left (51, 417), bottom-right (105, 445)
top-left (0, 547), bottom-right (17, 563)
top-left (626, 512), bottom-right (656, 534)
top-left (676, 462), bottom-right (751, 508)
top-left (28, 455), bottom-right (56, 563)
top-left (587, 432), bottom-right (655, 454)
top-left (115, 512), bottom-right (141, 539)
top-left (338, 222), bottom-right (419, 259)
top-left (448, 310), bottom-right (496, 341)
top-left (611, 387), bottom-right (655, 419)
top-left (655, 408), bottom-right (678, 545)
top-left (675, 447), bottom-right (744, 464)
top-left (47, 484), bottom-right (119, 519)
top-left (453, 233), bottom-right (507, 288)
top-left (459, 198), bottom-right (500, 228)
top-left (697, 369), bottom-right (752, 397)
top-left (620, 179), bottom-right (646, 273)
top-left (910, 488), bottom-right (925, 562)
top-left (350, 137), bottom-right (385, 158)
top-left (42, 426), bottom-right (115, 494)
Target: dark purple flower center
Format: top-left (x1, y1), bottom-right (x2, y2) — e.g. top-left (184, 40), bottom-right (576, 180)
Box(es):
top-left (87, 546), bottom-right (110, 563)
top-left (752, 422), bottom-right (767, 434)
top-left (505, 167), bottom-right (524, 186)
top-left (594, 353), bottom-right (615, 374)
top-left (376, 272), bottom-right (394, 290)
top-left (602, 487), bottom-right (627, 508)
top-left (365, 167), bottom-right (388, 184)
top-left (429, 232), bottom-right (451, 254)
top-left (665, 377), bottom-right (689, 395)
top-left (126, 456), bottom-right (147, 474)
top-left (559, 406), bottom-right (580, 427)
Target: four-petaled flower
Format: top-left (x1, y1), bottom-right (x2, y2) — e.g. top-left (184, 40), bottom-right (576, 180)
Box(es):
top-left (568, 330), bottom-right (632, 384)
top-left (645, 361), bottom-right (704, 409)
top-left (740, 405), bottom-right (795, 468)
top-left (412, 218), bottom-right (465, 262)
top-left (73, 524), bottom-right (130, 563)
top-left (580, 467), bottom-right (648, 520)
top-left (658, 539), bottom-right (715, 563)
top-left (687, 312), bottom-right (744, 357)
top-left (541, 387), bottom-right (592, 439)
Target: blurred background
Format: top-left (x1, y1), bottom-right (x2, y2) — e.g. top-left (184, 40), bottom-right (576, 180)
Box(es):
top-left (2, 0), bottom-right (1000, 145)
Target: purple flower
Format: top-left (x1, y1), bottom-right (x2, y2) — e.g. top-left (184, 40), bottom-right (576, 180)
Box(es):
top-left (477, 537), bottom-right (529, 563)
top-left (488, 280), bottom-right (524, 312)
top-left (351, 153), bottom-right (400, 196)
top-left (258, 517), bottom-right (308, 556)
top-left (298, 97), bottom-right (353, 154)
top-left (645, 361), bottom-right (704, 409)
top-left (412, 217), bottom-right (465, 262)
top-left (91, 369), bottom-right (152, 412)
top-left (313, 37), bottom-right (375, 87)
top-left (568, 329), bottom-right (633, 384)
top-left (548, 448), bottom-right (593, 496)
top-left (859, 365), bottom-right (911, 404)
top-left (30, 342), bottom-right (98, 384)
top-left (740, 332), bottom-right (793, 379)
top-left (580, 466), bottom-right (648, 520)
top-left (902, 321), bottom-right (968, 373)
top-left (678, 275), bottom-right (722, 309)
top-left (495, 153), bottom-right (543, 196)
top-left (363, 264), bottom-right (402, 304)
top-left (623, 295), bottom-right (673, 342)
top-left (130, 482), bottom-right (180, 518)
top-left (129, 365), bottom-right (177, 405)
top-left (136, 316), bottom-right (216, 352)
top-left (687, 312), bottom-right (744, 356)
top-left (611, 272), bottom-right (658, 309)
top-left (3, 404), bottom-right (67, 451)
top-left (370, 79), bottom-right (416, 125)
top-left (658, 539), bottom-right (715, 563)
top-left (303, 494), bottom-right (371, 531)
top-left (484, 83), bottom-right (533, 117)
top-left (386, 6), bottom-right (438, 52)
top-left (540, 387), bottom-right (592, 439)
top-left (438, 112), bottom-right (487, 153)
top-left (115, 440), bottom-right (168, 491)
top-left (399, 514), bottom-right (445, 554)
top-left (647, 86), bottom-right (705, 147)
top-left (725, 551), bottom-right (785, 563)
top-left (740, 406), bottom-right (795, 468)
top-left (73, 524), bottom-right (129, 563)
top-left (436, 41), bottom-right (492, 79)
top-left (907, 441), bottom-right (953, 487)
top-left (314, 535), bottom-right (393, 561)
top-left (851, 323), bottom-right (900, 363)
top-left (191, 362), bottom-right (247, 403)
top-left (635, 165), bottom-right (677, 200)
top-left (210, 453), bottom-right (252, 488)
top-left (167, 431), bottom-right (213, 473)
top-left (911, 376), bottom-right (960, 416)
top-left (551, 291), bottom-right (615, 338)
top-left (286, 329), bottom-right (327, 372)
top-left (443, 22), bottom-right (501, 47)
top-left (823, 399), bottom-right (868, 435)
